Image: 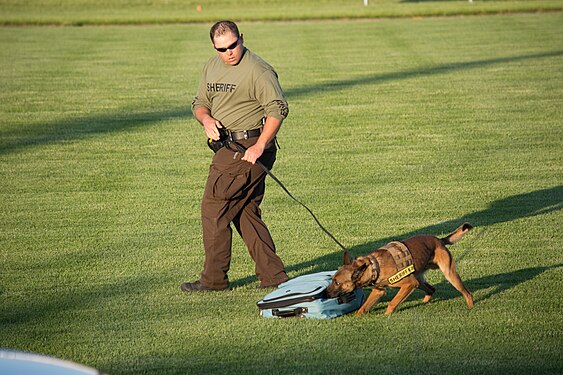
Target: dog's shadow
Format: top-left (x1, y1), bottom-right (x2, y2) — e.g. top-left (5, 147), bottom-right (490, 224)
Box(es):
top-left (373, 264), bottom-right (562, 313)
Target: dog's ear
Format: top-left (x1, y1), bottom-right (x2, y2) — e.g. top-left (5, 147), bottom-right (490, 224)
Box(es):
top-left (343, 250), bottom-right (354, 265)
top-left (351, 261), bottom-right (369, 285)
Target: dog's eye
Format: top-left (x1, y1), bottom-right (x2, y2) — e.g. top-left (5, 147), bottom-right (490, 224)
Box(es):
top-left (334, 281), bottom-right (340, 286)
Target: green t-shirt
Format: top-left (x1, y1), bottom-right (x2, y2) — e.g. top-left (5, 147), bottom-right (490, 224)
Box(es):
top-left (192, 48), bottom-right (289, 132)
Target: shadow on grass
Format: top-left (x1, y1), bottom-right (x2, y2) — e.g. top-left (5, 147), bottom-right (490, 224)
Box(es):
top-left (2, 51), bottom-right (561, 156)
top-left (0, 107), bottom-right (193, 155)
top-left (444, 264), bottom-right (562, 304)
top-left (377, 263), bottom-right (563, 314)
top-left (232, 185), bottom-right (563, 299)
top-left (284, 50), bottom-right (563, 99)
top-left (0, 274), bottom-right (159, 327)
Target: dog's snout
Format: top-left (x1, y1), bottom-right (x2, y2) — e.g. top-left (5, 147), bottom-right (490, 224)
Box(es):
top-left (326, 282), bottom-right (342, 298)
top-left (326, 284), bottom-right (336, 298)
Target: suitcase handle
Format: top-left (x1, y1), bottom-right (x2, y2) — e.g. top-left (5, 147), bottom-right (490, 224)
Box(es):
top-left (272, 307), bottom-right (308, 318)
top-left (337, 291), bottom-right (357, 305)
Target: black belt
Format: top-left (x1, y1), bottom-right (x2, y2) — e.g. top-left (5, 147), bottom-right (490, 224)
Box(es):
top-left (228, 128), bottom-right (262, 141)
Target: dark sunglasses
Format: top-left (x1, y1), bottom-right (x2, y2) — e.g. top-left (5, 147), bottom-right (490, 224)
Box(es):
top-left (214, 37), bottom-right (240, 53)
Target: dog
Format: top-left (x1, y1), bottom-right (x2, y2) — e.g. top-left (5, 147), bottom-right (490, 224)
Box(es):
top-left (326, 223), bottom-right (474, 316)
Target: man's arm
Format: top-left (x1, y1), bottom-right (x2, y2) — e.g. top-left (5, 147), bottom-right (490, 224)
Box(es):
top-left (241, 116), bottom-right (282, 164)
top-left (194, 106), bottom-right (223, 141)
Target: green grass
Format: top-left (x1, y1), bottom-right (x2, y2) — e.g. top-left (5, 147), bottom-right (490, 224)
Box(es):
top-left (1, 9), bottom-right (562, 375)
top-left (0, 0), bottom-right (562, 25)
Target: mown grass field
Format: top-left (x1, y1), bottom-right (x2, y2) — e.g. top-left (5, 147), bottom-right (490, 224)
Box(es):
top-left (1, 0), bottom-right (562, 24)
top-left (1, 2), bottom-right (562, 374)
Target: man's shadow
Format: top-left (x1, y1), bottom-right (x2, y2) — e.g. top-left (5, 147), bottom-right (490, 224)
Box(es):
top-left (235, 185), bottom-right (562, 302)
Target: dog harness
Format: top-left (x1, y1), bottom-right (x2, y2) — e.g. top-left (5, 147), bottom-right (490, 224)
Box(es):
top-left (382, 241), bottom-right (415, 284)
top-left (366, 241), bottom-right (415, 287)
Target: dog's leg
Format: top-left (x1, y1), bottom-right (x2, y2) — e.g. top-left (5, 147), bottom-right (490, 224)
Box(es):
top-left (419, 281), bottom-right (436, 303)
top-left (415, 273), bottom-right (435, 303)
top-left (385, 280), bottom-right (418, 315)
top-left (356, 288), bottom-right (385, 316)
top-left (435, 247), bottom-right (474, 308)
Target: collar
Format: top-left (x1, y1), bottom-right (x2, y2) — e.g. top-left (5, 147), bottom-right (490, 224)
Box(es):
top-left (365, 254), bottom-right (380, 286)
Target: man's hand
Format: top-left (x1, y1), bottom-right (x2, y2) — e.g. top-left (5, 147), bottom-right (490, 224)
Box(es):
top-left (241, 116), bottom-right (283, 164)
top-left (195, 106), bottom-right (223, 140)
top-left (241, 143), bottom-right (265, 165)
top-left (203, 118), bottom-right (223, 140)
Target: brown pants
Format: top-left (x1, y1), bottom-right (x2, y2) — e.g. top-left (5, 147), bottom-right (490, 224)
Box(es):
top-left (200, 138), bottom-right (288, 289)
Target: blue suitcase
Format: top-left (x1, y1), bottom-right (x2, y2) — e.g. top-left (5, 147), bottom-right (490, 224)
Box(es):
top-left (257, 271), bottom-right (364, 319)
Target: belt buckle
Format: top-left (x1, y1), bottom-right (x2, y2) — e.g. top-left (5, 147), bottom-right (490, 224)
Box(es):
top-left (243, 130), bottom-right (249, 140)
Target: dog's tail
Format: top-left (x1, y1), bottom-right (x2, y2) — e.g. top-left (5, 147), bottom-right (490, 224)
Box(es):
top-left (441, 223), bottom-right (473, 245)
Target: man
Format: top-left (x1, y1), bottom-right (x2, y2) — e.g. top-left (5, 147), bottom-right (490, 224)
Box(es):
top-left (181, 21), bottom-right (289, 292)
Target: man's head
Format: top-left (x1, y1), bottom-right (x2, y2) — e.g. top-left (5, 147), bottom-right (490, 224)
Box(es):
top-left (210, 20), bottom-right (245, 66)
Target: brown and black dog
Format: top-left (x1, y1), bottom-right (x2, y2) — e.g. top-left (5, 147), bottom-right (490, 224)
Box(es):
top-left (326, 223), bottom-right (474, 316)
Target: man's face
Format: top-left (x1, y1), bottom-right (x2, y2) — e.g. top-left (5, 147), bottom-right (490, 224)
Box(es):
top-left (213, 32), bottom-right (244, 66)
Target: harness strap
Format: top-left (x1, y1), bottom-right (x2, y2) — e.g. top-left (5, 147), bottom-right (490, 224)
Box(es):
top-left (380, 241), bottom-right (413, 270)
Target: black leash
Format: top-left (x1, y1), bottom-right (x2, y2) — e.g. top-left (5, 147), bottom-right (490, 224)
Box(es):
top-left (226, 140), bottom-right (354, 260)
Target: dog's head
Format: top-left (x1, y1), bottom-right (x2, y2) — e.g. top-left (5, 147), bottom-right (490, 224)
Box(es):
top-left (326, 255), bottom-right (373, 298)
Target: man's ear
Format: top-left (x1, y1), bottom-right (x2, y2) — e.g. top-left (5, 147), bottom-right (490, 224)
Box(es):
top-left (351, 261), bottom-right (369, 285)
